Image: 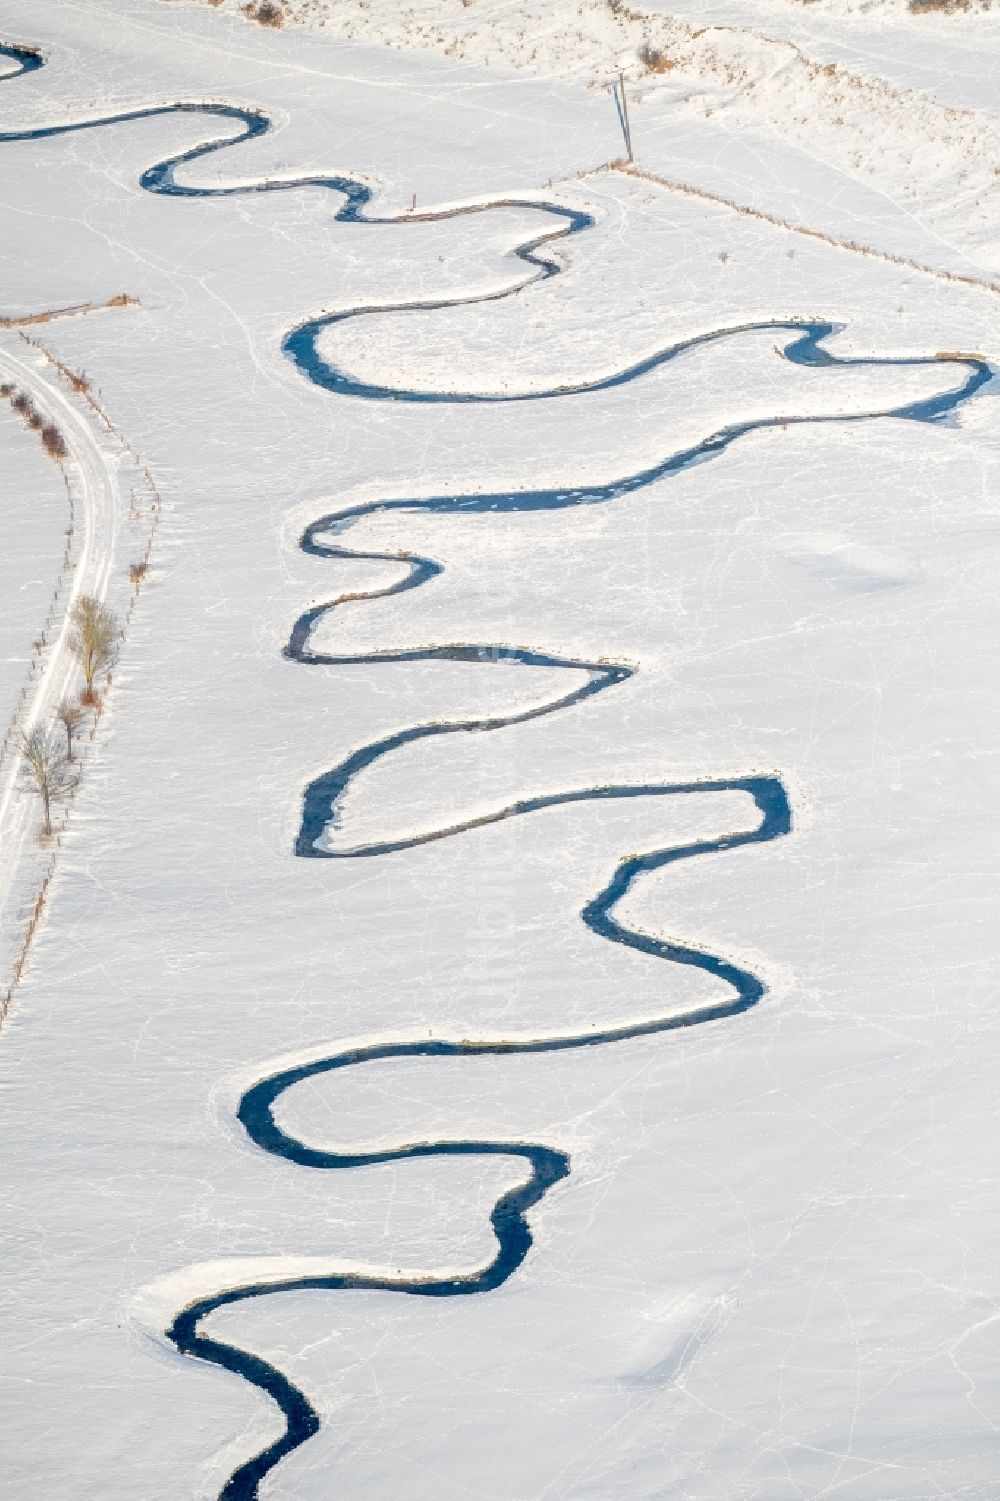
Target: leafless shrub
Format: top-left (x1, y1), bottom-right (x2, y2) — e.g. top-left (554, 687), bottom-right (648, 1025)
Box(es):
top-left (41, 423), bottom-right (67, 460)
top-left (68, 595), bottom-right (119, 698)
top-left (55, 697), bottom-right (86, 763)
top-left (638, 42), bottom-right (676, 73)
top-left (243, 0), bottom-right (285, 25)
top-left (18, 728), bottom-right (74, 836)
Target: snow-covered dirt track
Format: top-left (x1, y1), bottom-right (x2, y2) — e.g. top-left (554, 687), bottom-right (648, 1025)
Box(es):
top-left (0, 338), bottom-right (118, 939)
top-left (3, 8), bottom-right (1000, 1501)
top-left (0, 32), bottom-right (133, 991)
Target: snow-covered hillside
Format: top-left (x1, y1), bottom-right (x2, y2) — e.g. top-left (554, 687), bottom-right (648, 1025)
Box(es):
top-left (1, 3), bottom-right (999, 1499)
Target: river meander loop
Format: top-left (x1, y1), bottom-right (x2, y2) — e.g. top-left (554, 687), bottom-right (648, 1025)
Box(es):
top-left (1, 39), bottom-right (993, 1501)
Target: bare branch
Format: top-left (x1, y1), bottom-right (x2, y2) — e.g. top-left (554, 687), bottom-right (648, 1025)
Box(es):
top-left (54, 696), bottom-right (87, 763)
top-left (68, 594), bottom-right (119, 698)
top-left (18, 728), bottom-right (75, 836)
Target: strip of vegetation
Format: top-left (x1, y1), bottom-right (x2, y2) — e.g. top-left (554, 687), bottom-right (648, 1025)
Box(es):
top-left (0, 381), bottom-right (68, 459)
top-left (17, 596), bottom-right (120, 838)
top-left (0, 292), bottom-right (138, 329)
top-left (0, 340), bottom-right (163, 1030)
top-left (909, 0), bottom-right (991, 13)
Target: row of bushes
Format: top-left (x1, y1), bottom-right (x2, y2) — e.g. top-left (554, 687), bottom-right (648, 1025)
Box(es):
top-left (0, 382), bottom-right (68, 459)
top-left (18, 596), bottom-right (120, 837)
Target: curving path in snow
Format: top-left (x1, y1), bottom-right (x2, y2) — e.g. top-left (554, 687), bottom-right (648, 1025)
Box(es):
top-left (0, 45), bottom-right (126, 959)
top-left (1, 39), bottom-right (993, 1499)
top-left (0, 331), bottom-right (122, 964)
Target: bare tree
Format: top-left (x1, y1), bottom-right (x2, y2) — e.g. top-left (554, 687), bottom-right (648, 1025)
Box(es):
top-left (68, 595), bottom-right (118, 701)
top-left (55, 696), bottom-right (86, 762)
top-left (18, 728), bottom-right (75, 836)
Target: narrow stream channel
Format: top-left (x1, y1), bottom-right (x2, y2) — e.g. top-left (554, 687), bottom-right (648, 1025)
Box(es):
top-left (1, 39), bottom-right (992, 1499)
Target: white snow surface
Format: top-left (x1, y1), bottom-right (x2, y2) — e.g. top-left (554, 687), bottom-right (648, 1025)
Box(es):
top-left (1, 3), bottom-right (1000, 1500)
top-left (181, 0), bottom-right (1000, 272)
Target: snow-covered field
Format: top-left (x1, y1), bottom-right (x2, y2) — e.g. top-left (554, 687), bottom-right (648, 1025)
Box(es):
top-left (185, 0), bottom-right (1000, 275)
top-left (1, 3), bottom-right (999, 1498)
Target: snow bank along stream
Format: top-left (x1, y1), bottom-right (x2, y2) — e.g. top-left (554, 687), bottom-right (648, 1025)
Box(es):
top-left (0, 36), bottom-right (992, 1500)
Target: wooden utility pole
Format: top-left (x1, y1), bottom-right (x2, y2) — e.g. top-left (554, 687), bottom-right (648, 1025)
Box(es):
top-left (617, 69), bottom-right (633, 163)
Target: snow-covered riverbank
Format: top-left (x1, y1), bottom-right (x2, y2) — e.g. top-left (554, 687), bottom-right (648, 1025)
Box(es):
top-left (2, 4), bottom-right (1000, 1498)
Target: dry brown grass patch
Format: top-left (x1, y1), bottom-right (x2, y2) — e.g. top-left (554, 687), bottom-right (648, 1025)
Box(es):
top-left (638, 42), bottom-right (677, 74)
top-left (908, 0), bottom-right (989, 10)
